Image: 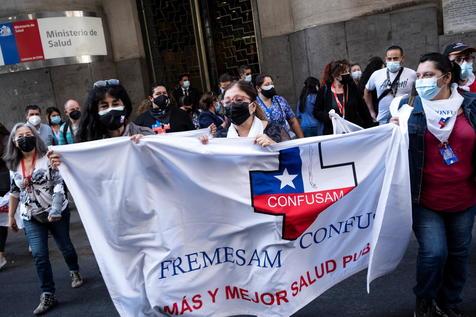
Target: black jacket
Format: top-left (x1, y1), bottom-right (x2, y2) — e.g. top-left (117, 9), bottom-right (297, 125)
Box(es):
top-left (134, 106), bottom-right (195, 133)
top-left (314, 82), bottom-right (375, 135)
top-left (172, 86), bottom-right (201, 108)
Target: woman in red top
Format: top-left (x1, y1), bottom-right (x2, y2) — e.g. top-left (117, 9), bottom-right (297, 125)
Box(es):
top-left (396, 53), bottom-right (476, 317)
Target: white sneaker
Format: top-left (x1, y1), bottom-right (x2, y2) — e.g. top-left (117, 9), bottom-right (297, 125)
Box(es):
top-left (0, 257), bottom-right (7, 270)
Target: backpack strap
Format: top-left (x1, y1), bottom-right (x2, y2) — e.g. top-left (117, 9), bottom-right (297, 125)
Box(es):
top-left (62, 120), bottom-right (70, 144)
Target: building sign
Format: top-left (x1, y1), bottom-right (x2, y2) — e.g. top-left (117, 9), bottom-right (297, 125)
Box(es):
top-left (38, 17), bottom-right (107, 59)
top-left (0, 16), bottom-right (106, 66)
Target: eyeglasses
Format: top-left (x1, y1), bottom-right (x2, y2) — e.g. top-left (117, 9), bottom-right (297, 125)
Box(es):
top-left (453, 55), bottom-right (474, 64)
top-left (93, 79), bottom-right (120, 88)
top-left (222, 97), bottom-right (251, 108)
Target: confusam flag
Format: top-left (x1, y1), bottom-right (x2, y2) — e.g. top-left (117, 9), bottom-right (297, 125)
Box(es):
top-left (55, 124), bottom-right (412, 317)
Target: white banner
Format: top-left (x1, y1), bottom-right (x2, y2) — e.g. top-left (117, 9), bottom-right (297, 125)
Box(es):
top-left (55, 124), bottom-right (412, 317)
top-left (37, 17), bottom-right (107, 59)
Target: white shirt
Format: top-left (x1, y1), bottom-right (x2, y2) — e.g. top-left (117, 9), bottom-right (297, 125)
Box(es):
top-left (10, 156), bottom-right (67, 220)
top-left (366, 67), bottom-right (416, 123)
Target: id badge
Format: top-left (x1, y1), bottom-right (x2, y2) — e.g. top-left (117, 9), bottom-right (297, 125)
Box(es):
top-left (439, 143), bottom-right (458, 165)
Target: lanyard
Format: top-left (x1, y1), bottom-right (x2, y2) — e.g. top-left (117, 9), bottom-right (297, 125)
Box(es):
top-left (21, 152), bottom-right (36, 190)
top-left (331, 83), bottom-right (347, 117)
top-left (257, 96), bottom-right (273, 119)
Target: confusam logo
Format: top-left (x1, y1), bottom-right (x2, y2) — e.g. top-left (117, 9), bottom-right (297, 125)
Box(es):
top-left (250, 144), bottom-right (357, 240)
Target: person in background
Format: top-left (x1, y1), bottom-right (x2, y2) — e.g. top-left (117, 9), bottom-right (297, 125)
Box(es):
top-left (364, 45), bottom-right (416, 124)
top-left (443, 42), bottom-right (476, 93)
top-left (4, 123), bottom-right (84, 315)
top-left (136, 98), bottom-right (153, 116)
top-left (45, 107), bottom-right (62, 145)
top-left (135, 83), bottom-right (194, 134)
top-left (296, 77), bottom-right (323, 137)
top-left (24, 105), bottom-right (54, 146)
top-left (218, 73), bottom-right (233, 98)
top-left (0, 122), bottom-right (10, 270)
top-left (391, 53), bottom-right (475, 317)
top-left (359, 56), bottom-right (386, 114)
top-left (172, 73), bottom-right (201, 110)
top-left (199, 92), bottom-right (228, 138)
top-left (255, 74), bottom-right (304, 139)
top-left (76, 79), bottom-right (153, 142)
top-left (178, 95), bottom-right (200, 129)
top-left (238, 65), bottom-right (253, 83)
top-left (315, 60), bottom-right (375, 135)
top-left (200, 80), bottom-right (290, 146)
top-left (350, 63), bottom-right (362, 86)
top-left (58, 100), bottom-right (81, 145)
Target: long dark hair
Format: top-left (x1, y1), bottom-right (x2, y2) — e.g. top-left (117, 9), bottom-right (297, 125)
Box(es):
top-left (299, 77), bottom-right (320, 113)
top-left (360, 56), bottom-right (385, 91)
top-left (419, 52), bottom-right (461, 85)
top-left (77, 84), bottom-right (132, 142)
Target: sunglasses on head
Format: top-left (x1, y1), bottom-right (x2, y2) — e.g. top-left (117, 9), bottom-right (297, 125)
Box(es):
top-left (93, 79), bottom-right (120, 88)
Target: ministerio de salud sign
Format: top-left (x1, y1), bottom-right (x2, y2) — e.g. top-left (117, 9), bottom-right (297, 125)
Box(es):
top-left (0, 14), bottom-right (107, 66)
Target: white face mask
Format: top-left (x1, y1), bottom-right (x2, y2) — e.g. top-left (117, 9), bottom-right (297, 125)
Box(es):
top-left (182, 80), bottom-right (190, 88)
top-left (244, 74), bottom-right (252, 82)
top-left (98, 106), bottom-right (125, 116)
top-left (262, 84), bottom-right (274, 91)
top-left (28, 115), bottom-right (41, 126)
top-left (351, 71), bottom-right (362, 80)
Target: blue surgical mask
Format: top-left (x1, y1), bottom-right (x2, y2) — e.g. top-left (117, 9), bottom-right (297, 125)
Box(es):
top-left (183, 80), bottom-right (190, 88)
top-left (460, 62), bottom-right (473, 80)
top-left (215, 102), bottom-right (222, 114)
top-left (50, 115), bottom-right (61, 125)
top-left (387, 61), bottom-right (401, 73)
top-left (415, 76), bottom-right (443, 100)
top-left (244, 74), bottom-right (252, 82)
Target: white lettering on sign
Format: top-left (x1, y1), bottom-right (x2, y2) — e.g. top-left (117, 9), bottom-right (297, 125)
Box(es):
top-left (37, 17), bottom-right (107, 59)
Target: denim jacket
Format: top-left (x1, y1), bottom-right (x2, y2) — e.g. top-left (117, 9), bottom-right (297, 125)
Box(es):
top-left (402, 90), bottom-right (476, 204)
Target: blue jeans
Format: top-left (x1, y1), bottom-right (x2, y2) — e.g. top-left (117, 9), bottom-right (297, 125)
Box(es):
top-left (413, 204), bottom-right (475, 308)
top-left (23, 208), bottom-right (79, 294)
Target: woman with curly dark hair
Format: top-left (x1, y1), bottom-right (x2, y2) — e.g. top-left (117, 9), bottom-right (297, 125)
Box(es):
top-left (314, 60), bottom-right (375, 135)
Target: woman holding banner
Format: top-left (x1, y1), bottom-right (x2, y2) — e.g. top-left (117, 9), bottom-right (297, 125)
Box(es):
top-left (200, 80), bottom-right (290, 146)
top-left (3, 123), bottom-right (84, 315)
top-left (392, 53), bottom-right (476, 317)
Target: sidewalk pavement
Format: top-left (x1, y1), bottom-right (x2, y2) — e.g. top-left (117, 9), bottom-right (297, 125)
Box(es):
top-left (0, 209), bottom-right (475, 317)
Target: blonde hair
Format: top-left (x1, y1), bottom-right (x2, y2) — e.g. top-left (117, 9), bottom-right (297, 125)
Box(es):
top-left (137, 99), bottom-right (153, 115)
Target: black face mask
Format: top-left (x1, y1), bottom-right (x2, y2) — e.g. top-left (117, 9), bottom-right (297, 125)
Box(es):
top-left (153, 95), bottom-right (169, 110)
top-left (261, 87), bottom-right (276, 99)
top-left (338, 74), bottom-right (353, 85)
top-left (230, 102), bottom-right (251, 125)
top-left (150, 95), bottom-right (170, 118)
top-left (17, 136), bottom-right (36, 153)
top-left (99, 109), bottom-right (126, 131)
top-left (69, 110), bottom-right (81, 120)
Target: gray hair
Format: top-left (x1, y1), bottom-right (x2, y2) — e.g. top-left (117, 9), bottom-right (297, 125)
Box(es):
top-left (2, 123), bottom-right (48, 171)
